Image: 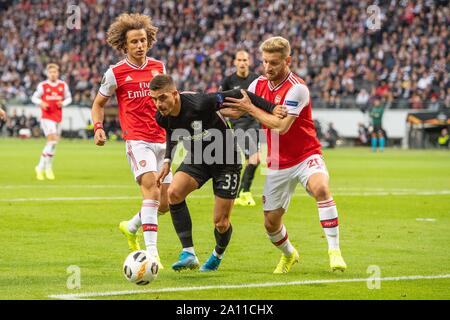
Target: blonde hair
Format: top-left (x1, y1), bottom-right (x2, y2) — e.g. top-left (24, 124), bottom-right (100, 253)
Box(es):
top-left (259, 36), bottom-right (291, 58)
top-left (107, 13), bottom-right (158, 52)
top-left (46, 63), bottom-right (59, 71)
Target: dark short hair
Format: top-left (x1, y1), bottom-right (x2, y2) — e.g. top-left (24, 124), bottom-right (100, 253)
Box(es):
top-left (150, 74), bottom-right (175, 91)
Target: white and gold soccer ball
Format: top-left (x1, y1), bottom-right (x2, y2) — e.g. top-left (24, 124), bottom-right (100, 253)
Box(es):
top-left (123, 250), bottom-right (158, 285)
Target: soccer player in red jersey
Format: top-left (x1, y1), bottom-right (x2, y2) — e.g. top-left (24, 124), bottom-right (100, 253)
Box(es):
top-left (91, 13), bottom-right (170, 267)
top-left (224, 37), bottom-right (347, 273)
top-left (32, 63), bottom-right (72, 180)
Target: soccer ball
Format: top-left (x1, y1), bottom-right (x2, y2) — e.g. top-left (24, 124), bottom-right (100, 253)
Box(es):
top-left (123, 250), bottom-right (158, 285)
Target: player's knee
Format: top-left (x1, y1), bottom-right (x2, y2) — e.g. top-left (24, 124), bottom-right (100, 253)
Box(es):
top-left (264, 219), bottom-right (278, 234)
top-left (214, 218), bottom-right (230, 233)
top-left (263, 213), bottom-right (282, 233)
top-left (139, 178), bottom-right (158, 194)
top-left (311, 183), bottom-right (330, 200)
top-left (167, 186), bottom-right (185, 205)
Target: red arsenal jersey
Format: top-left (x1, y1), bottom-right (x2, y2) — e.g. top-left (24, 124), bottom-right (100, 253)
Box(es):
top-left (99, 57), bottom-right (166, 143)
top-left (33, 80), bottom-right (70, 123)
top-left (249, 72), bottom-right (322, 169)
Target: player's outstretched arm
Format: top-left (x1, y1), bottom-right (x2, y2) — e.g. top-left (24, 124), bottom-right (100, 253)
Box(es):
top-left (91, 93), bottom-right (109, 146)
top-left (224, 90), bottom-right (295, 135)
top-left (219, 89), bottom-right (280, 114)
top-left (219, 107), bottom-right (246, 119)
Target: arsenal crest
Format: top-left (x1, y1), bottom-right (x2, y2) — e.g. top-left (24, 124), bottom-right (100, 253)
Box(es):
top-left (275, 95), bottom-right (281, 104)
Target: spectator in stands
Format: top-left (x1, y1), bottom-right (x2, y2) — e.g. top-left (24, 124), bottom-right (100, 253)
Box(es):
top-left (410, 92), bottom-right (424, 109)
top-left (356, 89), bottom-right (370, 112)
top-left (0, 0), bottom-right (448, 111)
top-left (428, 95), bottom-right (442, 111)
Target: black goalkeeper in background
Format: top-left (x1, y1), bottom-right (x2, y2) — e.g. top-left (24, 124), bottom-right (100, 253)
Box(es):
top-left (220, 50), bottom-right (260, 207)
top-left (150, 74), bottom-right (286, 273)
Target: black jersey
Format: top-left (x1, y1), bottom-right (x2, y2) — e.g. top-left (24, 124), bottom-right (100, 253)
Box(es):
top-left (156, 89), bottom-right (275, 166)
top-left (220, 72), bottom-right (259, 126)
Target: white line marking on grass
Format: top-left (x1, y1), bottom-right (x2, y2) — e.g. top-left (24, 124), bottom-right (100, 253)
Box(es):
top-left (48, 274), bottom-right (450, 300)
top-left (0, 184), bottom-right (145, 189)
top-left (0, 196), bottom-right (142, 202)
top-left (0, 185), bottom-right (136, 189)
top-left (416, 218), bottom-right (436, 222)
top-left (2, 190), bottom-right (449, 202)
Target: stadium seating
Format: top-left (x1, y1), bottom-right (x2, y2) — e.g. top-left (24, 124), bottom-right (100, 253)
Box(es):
top-left (0, 0), bottom-right (448, 111)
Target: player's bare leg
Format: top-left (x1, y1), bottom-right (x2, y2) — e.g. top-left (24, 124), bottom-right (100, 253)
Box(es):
top-left (200, 196), bottom-right (234, 272)
top-left (167, 171), bottom-right (200, 271)
top-left (307, 172), bottom-right (347, 271)
top-left (159, 182), bottom-right (170, 215)
top-left (264, 208), bottom-right (299, 274)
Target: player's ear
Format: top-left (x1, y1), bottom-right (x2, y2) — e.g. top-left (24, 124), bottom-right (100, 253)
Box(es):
top-left (285, 56), bottom-right (291, 66)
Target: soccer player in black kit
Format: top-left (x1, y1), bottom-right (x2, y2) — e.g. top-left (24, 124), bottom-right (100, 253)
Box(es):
top-left (150, 74), bottom-right (286, 272)
top-left (220, 50), bottom-right (260, 207)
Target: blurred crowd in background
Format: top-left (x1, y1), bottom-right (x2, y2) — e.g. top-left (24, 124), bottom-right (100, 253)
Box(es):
top-left (0, 0), bottom-right (448, 111)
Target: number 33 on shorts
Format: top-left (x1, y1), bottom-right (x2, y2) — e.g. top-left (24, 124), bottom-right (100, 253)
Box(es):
top-left (216, 172), bottom-right (240, 198)
top-left (223, 173), bottom-right (239, 190)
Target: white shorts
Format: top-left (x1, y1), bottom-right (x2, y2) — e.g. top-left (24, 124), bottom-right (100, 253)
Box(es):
top-left (41, 119), bottom-right (61, 137)
top-left (125, 140), bottom-right (173, 183)
top-left (262, 154), bottom-right (329, 211)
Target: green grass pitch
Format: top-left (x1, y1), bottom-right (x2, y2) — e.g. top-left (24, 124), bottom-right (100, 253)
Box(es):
top-left (0, 138), bottom-right (449, 300)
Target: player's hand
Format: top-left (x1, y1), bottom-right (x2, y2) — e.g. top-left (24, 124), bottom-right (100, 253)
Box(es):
top-left (94, 128), bottom-right (107, 146)
top-left (56, 101), bottom-right (63, 109)
top-left (156, 162), bottom-right (170, 187)
top-left (0, 108), bottom-right (6, 121)
top-left (273, 105), bottom-right (288, 119)
top-left (223, 89), bottom-right (254, 112)
top-left (40, 101), bottom-right (49, 110)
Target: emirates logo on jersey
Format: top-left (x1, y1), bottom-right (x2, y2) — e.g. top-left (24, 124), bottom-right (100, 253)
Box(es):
top-left (275, 95), bottom-right (281, 104)
top-left (127, 82), bottom-right (151, 99)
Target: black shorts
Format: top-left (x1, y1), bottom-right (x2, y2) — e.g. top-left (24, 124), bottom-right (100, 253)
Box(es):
top-left (177, 162), bottom-right (242, 199)
top-left (231, 120), bottom-right (261, 159)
